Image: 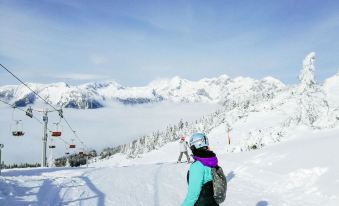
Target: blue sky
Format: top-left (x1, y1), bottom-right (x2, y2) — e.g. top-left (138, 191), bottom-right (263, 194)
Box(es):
top-left (0, 0), bottom-right (339, 86)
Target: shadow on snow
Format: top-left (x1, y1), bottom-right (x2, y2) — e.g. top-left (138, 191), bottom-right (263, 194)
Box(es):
top-left (256, 200), bottom-right (269, 206)
top-left (0, 167), bottom-right (105, 206)
top-left (1, 167), bottom-right (88, 177)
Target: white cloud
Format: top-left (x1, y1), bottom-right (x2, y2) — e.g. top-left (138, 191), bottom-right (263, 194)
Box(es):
top-left (89, 54), bottom-right (109, 65)
top-left (55, 73), bottom-right (110, 81)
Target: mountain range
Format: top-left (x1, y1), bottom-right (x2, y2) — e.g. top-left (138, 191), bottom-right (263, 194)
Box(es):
top-left (0, 74), bottom-right (287, 109)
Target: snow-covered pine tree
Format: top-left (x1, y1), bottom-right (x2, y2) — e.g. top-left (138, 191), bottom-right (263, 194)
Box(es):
top-left (298, 52), bottom-right (316, 92)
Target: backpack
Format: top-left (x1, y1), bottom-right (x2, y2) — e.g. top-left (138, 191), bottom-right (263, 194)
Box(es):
top-left (186, 163), bottom-right (227, 204)
top-left (211, 166), bottom-right (227, 204)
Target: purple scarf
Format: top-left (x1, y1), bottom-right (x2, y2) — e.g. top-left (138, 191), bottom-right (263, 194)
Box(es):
top-left (193, 156), bottom-right (218, 167)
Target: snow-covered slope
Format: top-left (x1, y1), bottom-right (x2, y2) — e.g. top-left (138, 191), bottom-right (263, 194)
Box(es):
top-left (323, 72), bottom-right (339, 108)
top-left (0, 74), bottom-right (285, 109)
top-left (1, 124), bottom-right (338, 206)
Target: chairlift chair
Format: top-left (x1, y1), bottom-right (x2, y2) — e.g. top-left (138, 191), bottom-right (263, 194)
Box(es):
top-left (58, 109), bottom-right (64, 118)
top-left (69, 144), bottom-right (76, 149)
top-left (52, 131), bottom-right (62, 137)
top-left (69, 138), bottom-right (76, 148)
top-left (49, 145), bottom-right (56, 149)
top-left (12, 131), bottom-right (25, 136)
top-left (25, 107), bottom-right (33, 118)
top-left (11, 120), bottom-right (25, 137)
top-left (51, 122), bottom-right (62, 137)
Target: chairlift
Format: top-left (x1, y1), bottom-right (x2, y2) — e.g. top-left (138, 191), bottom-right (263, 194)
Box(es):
top-left (12, 131), bottom-right (25, 136)
top-left (11, 108), bottom-right (25, 137)
top-left (79, 151), bottom-right (84, 155)
top-left (69, 144), bottom-right (76, 149)
top-left (65, 146), bottom-right (70, 155)
top-left (25, 107), bottom-right (33, 118)
top-left (58, 109), bottom-right (64, 118)
top-left (52, 131), bottom-right (61, 137)
top-left (49, 138), bottom-right (56, 149)
top-left (51, 122), bottom-right (62, 137)
top-left (11, 120), bottom-right (25, 137)
top-left (69, 138), bottom-right (76, 148)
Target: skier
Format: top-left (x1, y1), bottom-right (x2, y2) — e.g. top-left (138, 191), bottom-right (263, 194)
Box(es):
top-left (182, 133), bottom-right (219, 206)
top-left (177, 136), bottom-right (191, 163)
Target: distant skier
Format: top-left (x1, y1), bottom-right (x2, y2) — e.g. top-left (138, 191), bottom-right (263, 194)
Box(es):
top-left (182, 133), bottom-right (227, 206)
top-left (177, 136), bottom-right (191, 163)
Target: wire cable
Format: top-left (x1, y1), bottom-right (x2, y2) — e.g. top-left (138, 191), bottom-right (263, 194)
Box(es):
top-left (0, 99), bottom-right (75, 149)
top-left (0, 99), bottom-right (44, 125)
top-left (0, 63), bottom-right (59, 112)
top-left (1, 63), bottom-right (90, 151)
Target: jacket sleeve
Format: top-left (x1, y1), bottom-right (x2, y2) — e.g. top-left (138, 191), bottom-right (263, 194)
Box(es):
top-left (181, 163), bottom-right (204, 206)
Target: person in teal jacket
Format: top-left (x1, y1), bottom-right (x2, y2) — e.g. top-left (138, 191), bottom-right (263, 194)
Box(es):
top-left (182, 133), bottom-right (219, 206)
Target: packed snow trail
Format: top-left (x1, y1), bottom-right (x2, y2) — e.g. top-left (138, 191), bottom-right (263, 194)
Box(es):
top-left (0, 163), bottom-right (190, 206)
top-left (1, 128), bottom-right (339, 205)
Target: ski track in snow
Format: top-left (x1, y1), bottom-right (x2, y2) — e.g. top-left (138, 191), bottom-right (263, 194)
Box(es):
top-left (1, 133), bottom-right (338, 206)
top-left (1, 127), bottom-right (339, 206)
top-left (0, 128), bottom-right (339, 206)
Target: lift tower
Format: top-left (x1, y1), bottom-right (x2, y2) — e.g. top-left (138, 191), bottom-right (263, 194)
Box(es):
top-left (42, 110), bottom-right (48, 167)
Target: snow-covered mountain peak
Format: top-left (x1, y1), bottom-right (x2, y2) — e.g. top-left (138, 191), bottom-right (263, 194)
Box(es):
top-left (261, 76), bottom-right (282, 83)
top-left (168, 76), bottom-right (187, 89)
top-left (0, 73), bottom-right (294, 108)
top-left (260, 76), bottom-right (285, 89)
top-left (48, 82), bottom-right (70, 88)
top-left (218, 74), bottom-right (230, 79)
top-left (81, 80), bottom-right (123, 90)
top-left (147, 76), bottom-right (177, 87)
top-left (200, 74), bottom-right (230, 82)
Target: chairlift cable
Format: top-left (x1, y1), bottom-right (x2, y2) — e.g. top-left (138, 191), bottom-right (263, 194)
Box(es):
top-left (1, 101), bottom-right (85, 151)
top-left (1, 100), bottom-right (83, 155)
top-left (62, 117), bottom-right (89, 150)
top-left (0, 63), bottom-right (90, 150)
top-left (0, 99), bottom-right (44, 125)
top-left (0, 63), bottom-right (59, 112)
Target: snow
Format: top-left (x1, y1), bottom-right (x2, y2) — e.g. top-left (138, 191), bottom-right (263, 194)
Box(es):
top-left (299, 52), bottom-right (316, 92)
top-left (323, 72), bottom-right (339, 108)
top-left (1, 126), bottom-right (339, 206)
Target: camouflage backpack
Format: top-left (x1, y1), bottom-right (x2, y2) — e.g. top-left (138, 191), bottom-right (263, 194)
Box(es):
top-left (211, 166), bottom-right (227, 204)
